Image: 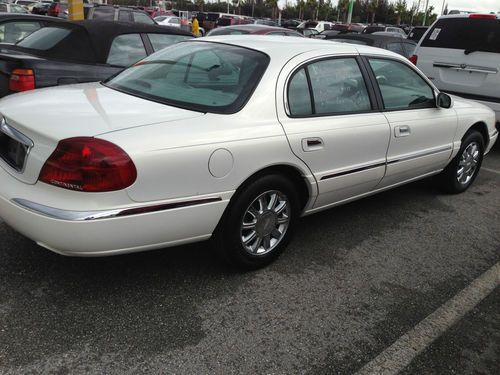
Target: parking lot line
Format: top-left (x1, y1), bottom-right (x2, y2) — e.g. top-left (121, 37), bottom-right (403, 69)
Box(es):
top-left (482, 167), bottom-right (500, 176)
top-left (355, 262), bottom-right (500, 375)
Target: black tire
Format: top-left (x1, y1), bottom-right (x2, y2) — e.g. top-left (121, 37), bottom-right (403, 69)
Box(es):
top-left (213, 174), bottom-right (300, 270)
top-left (437, 130), bottom-right (484, 194)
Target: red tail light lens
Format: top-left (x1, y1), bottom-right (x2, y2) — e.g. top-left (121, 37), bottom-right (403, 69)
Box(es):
top-left (39, 137), bottom-right (137, 192)
top-left (409, 54), bottom-right (418, 65)
top-left (469, 14), bottom-right (497, 19)
top-left (9, 69), bottom-right (35, 92)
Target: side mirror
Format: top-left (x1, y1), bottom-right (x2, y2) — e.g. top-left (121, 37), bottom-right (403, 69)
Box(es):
top-left (437, 92), bottom-right (452, 109)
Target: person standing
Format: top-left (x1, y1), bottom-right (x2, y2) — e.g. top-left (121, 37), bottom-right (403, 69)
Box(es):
top-left (191, 15), bottom-right (200, 37)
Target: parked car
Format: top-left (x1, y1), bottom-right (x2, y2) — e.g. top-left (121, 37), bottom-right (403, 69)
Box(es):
top-left (297, 20), bottom-right (335, 33)
top-left (295, 27), bottom-right (319, 38)
top-left (47, 0), bottom-right (92, 19)
top-left (363, 25), bottom-right (407, 37)
top-left (253, 19), bottom-right (277, 27)
top-left (207, 24), bottom-right (303, 37)
top-left (154, 15), bottom-right (181, 28)
top-left (13, 0), bottom-right (39, 12)
top-left (326, 34), bottom-right (417, 59)
top-left (0, 13), bottom-right (64, 44)
top-left (414, 14), bottom-right (500, 126)
top-left (0, 20), bottom-right (192, 97)
top-left (32, 1), bottom-right (54, 16)
top-left (0, 3), bottom-right (30, 14)
top-left (87, 5), bottom-right (155, 24)
top-left (407, 26), bottom-right (428, 41)
top-left (0, 36), bottom-right (496, 269)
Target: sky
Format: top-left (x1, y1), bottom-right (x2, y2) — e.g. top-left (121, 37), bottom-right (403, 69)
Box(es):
top-left (418, 0), bottom-right (499, 14)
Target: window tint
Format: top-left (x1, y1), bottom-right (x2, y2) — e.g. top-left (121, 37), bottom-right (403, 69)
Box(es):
top-left (16, 27), bottom-right (71, 50)
top-left (369, 58), bottom-right (435, 110)
top-left (106, 42), bottom-right (269, 114)
top-left (421, 18), bottom-right (500, 53)
top-left (0, 21), bottom-right (41, 43)
top-left (386, 42), bottom-right (405, 56)
top-left (93, 7), bottom-right (115, 20)
top-left (133, 12), bottom-right (154, 24)
top-left (307, 58), bottom-right (371, 115)
top-left (118, 10), bottom-right (131, 22)
top-left (106, 34), bottom-right (146, 67)
top-left (288, 68), bottom-right (312, 116)
top-left (147, 33), bottom-right (191, 52)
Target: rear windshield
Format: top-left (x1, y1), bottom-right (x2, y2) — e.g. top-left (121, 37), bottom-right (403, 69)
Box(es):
top-left (208, 28), bottom-right (250, 36)
top-left (421, 18), bottom-right (500, 53)
top-left (105, 42), bottom-right (270, 114)
top-left (16, 27), bottom-right (70, 50)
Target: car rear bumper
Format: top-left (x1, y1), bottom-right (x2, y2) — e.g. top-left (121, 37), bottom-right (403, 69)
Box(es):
top-left (0, 166), bottom-right (231, 256)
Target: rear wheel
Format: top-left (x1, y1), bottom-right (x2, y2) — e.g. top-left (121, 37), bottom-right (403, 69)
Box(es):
top-left (437, 130), bottom-right (484, 194)
top-left (213, 174), bottom-right (300, 269)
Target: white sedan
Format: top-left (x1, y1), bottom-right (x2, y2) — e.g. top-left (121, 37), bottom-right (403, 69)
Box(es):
top-left (0, 37), bottom-right (497, 269)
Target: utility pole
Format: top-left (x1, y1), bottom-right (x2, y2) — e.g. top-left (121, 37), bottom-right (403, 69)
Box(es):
top-left (346, 0), bottom-right (354, 24)
top-left (422, 0), bottom-right (429, 25)
top-left (68, 0), bottom-right (84, 20)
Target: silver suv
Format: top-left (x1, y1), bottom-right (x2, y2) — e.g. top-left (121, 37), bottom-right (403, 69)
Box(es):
top-left (414, 14), bottom-right (500, 126)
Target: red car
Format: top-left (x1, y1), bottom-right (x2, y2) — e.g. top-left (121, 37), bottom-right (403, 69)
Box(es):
top-left (207, 24), bottom-right (304, 37)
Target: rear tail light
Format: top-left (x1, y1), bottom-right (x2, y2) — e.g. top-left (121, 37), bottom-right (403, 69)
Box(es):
top-left (48, 3), bottom-right (60, 16)
top-left (9, 69), bottom-right (35, 92)
top-left (39, 137), bottom-right (137, 192)
top-left (409, 54), bottom-right (418, 65)
top-left (469, 14), bottom-right (497, 19)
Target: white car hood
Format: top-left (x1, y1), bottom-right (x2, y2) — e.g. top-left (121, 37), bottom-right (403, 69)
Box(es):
top-left (0, 82), bottom-right (204, 140)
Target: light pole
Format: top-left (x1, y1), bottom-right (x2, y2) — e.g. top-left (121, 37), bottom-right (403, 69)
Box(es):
top-left (346, 0), bottom-right (354, 24)
top-left (422, 0), bottom-right (429, 26)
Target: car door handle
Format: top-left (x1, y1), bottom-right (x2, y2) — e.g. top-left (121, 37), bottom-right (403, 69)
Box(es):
top-left (394, 125), bottom-right (411, 137)
top-left (302, 137), bottom-right (324, 152)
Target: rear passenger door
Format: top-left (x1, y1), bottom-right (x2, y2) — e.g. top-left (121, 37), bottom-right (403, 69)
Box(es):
top-left (277, 54), bottom-right (391, 209)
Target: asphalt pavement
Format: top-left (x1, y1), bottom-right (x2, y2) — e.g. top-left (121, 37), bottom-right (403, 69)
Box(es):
top-left (0, 142), bottom-right (499, 374)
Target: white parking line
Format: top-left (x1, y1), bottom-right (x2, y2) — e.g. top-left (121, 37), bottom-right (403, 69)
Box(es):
top-left (482, 167), bottom-right (500, 176)
top-left (355, 262), bottom-right (500, 375)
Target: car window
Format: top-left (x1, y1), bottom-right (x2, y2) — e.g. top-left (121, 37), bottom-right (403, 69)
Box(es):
top-left (369, 58), bottom-right (435, 110)
top-left (0, 21), bottom-right (41, 43)
top-left (386, 42), bottom-right (405, 56)
top-left (403, 42), bottom-right (416, 57)
top-left (307, 58), bottom-right (371, 115)
top-left (421, 18), bottom-right (500, 53)
top-left (155, 16), bottom-right (166, 22)
top-left (330, 38), bottom-right (368, 45)
top-left (267, 32), bottom-right (286, 36)
top-left (12, 4), bottom-right (28, 13)
top-left (106, 34), bottom-right (147, 67)
top-left (118, 10), bottom-right (131, 22)
top-left (170, 18), bottom-right (180, 24)
top-left (106, 41), bottom-right (269, 114)
top-left (0, 4), bottom-right (6, 12)
top-left (288, 68), bottom-right (312, 116)
top-left (16, 27), bottom-right (71, 50)
top-left (92, 7), bottom-right (115, 20)
top-left (133, 12), bottom-right (154, 24)
top-left (147, 33), bottom-right (191, 52)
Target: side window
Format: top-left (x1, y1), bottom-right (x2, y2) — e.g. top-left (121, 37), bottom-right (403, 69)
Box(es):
top-left (0, 21), bottom-right (41, 43)
top-left (92, 7), bottom-right (114, 20)
top-left (147, 33), bottom-right (191, 52)
top-left (118, 10), bottom-right (131, 22)
top-left (106, 34), bottom-right (147, 67)
top-left (307, 58), bottom-right (371, 114)
top-left (288, 68), bottom-right (312, 116)
top-left (386, 42), bottom-right (405, 56)
top-left (368, 58), bottom-right (435, 110)
top-left (402, 42), bottom-right (416, 57)
top-left (133, 12), bottom-right (154, 24)
top-left (0, 4), bottom-right (7, 12)
top-left (170, 18), bottom-right (180, 25)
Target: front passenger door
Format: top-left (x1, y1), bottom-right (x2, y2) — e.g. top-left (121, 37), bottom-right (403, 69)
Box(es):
top-left (367, 57), bottom-right (457, 188)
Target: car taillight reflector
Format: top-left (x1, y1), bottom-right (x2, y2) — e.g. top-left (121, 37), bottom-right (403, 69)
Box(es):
top-left (409, 54), bottom-right (418, 65)
top-left (469, 14), bottom-right (497, 19)
top-left (39, 137), bottom-right (137, 192)
top-left (9, 69), bottom-right (35, 92)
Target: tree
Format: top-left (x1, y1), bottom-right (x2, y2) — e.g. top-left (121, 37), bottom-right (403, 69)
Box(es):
top-left (394, 0), bottom-right (407, 25)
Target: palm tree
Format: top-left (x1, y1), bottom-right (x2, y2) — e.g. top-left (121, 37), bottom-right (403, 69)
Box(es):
top-left (394, 0), bottom-right (407, 25)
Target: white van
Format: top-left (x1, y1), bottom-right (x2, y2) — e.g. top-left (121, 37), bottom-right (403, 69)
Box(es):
top-left (414, 14), bottom-right (500, 125)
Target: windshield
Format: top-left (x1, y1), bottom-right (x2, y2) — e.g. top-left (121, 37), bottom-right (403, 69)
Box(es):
top-left (105, 41), bottom-right (270, 114)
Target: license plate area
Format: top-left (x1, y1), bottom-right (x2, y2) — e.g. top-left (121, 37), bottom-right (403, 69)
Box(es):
top-left (0, 119), bottom-right (33, 172)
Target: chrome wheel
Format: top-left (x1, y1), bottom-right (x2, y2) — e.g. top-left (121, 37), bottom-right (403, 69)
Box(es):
top-left (240, 190), bottom-right (291, 256)
top-left (457, 141), bottom-right (480, 185)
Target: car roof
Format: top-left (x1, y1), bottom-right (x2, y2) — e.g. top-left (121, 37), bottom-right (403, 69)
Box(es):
top-left (327, 34), bottom-right (415, 43)
top-left (210, 24), bottom-right (293, 33)
top-left (0, 13), bottom-right (64, 22)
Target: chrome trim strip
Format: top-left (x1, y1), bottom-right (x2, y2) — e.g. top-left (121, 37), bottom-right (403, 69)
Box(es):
top-left (321, 161), bottom-right (386, 181)
top-left (387, 146), bottom-right (452, 165)
top-left (433, 62), bottom-right (498, 75)
top-left (0, 117), bottom-right (34, 173)
top-left (11, 197), bottom-right (223, 221)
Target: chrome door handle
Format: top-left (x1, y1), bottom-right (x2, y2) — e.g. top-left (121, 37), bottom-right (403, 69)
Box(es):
top-left (395, 125), bottom-right (411, 137)
top-left (302, 137), bottom-right (324, 152)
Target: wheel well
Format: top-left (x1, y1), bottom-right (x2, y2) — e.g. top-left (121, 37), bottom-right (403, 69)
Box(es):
top-left (235, 165), bottom-right (311, 210)
top-left (468, 122), bottom-right (489, 148)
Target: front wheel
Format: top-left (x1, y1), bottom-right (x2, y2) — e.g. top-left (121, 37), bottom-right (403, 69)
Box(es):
top-left (213, 174), bottom-right (300, 269)
top-left (437, 130), bottom-right (484, 194)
